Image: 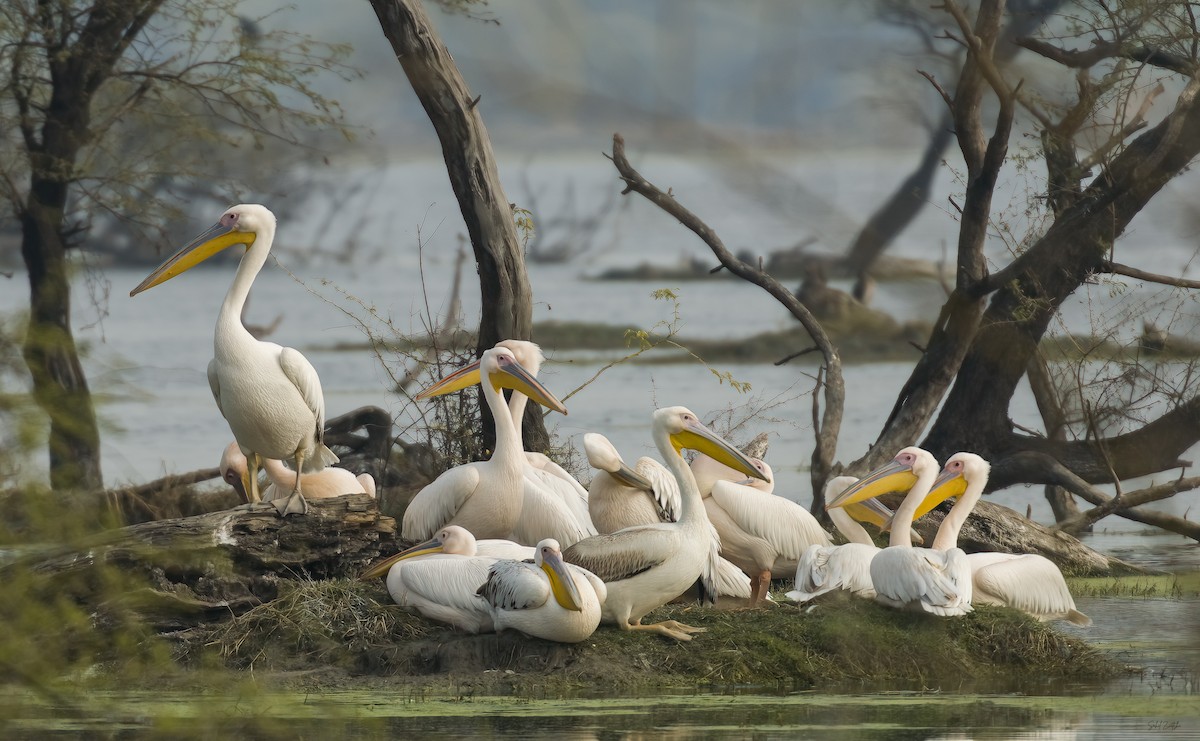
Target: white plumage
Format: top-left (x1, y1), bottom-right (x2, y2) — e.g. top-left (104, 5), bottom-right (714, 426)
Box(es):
top-left (563, 406), bottom-right (769, 640)
top-left (927, 453), bottom-right (1090, 625)
top-left (789, 476), bottom-right (881, 602)
top-left (827, 447), bottom-right (972, 617)
top-left (131, 204), bottom-right (337, 516)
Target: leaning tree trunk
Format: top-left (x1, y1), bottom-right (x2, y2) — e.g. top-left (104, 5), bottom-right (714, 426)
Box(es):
top-left (14, 494), bottom-right (398, 631)
top-left (368, 0), bottom-right (549, 455)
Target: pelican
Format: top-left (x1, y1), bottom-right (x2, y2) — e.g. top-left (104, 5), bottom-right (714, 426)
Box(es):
top-left (827, 447), bottom-right (972, 616)
top-left (131, 204), bottom-right (336, 516)
top-left (478, 538), bottom-right (607, 643)
top-left (401, 346), bottom-right (567, 542)
top-left (219, 442), bottom-right (375, 503)
top-left (361, 525), bottom-right (533, 581)
top-left (789, 476), bottom-right (896, 602)
top-left (583, 432), bottom-right (753, 601)
top-left (359, 526), bottom-right (498, 633)
top-left (563, 406), bottom-right (769, 640)
top-left (926, 453), bottom-right (1091, 625)
top-left (690, 453), bottom-right (832, 605)
top-left (584, 432), bottom-right (679, 532)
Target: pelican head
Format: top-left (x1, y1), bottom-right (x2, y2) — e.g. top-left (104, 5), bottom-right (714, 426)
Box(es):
top-left (925, 452), bottom-right (990, 508)
top-left (582, 432), bottom-right (653, 491)
top-left (130, 204), bottom-right (275, 296)
top-left (218, 442), bottom-right (252, 502)
top-left (415, 346), bottom-right (567, 415)
top-left (495, 339), bottom-right (545, 376)
top-left (656, 406), bottom-right (769, 483)
top-left (827, 446), bottom-right (937, 509)
top-left (536, 538), bottom-right (584, 611)
top-left (359, 525), bottom-right (478, 580)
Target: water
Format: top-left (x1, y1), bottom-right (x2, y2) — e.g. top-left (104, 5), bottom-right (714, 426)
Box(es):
top-left (2, 154), bottom-right (1199, 737)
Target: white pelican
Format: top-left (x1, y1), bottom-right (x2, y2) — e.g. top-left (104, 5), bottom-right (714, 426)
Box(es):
top-left (478, 538), bottom-right (607, 643)
top-left (563, 406), bottom-right (769, 640)
top-left (789, 476), bottom-right (896, 602)
top-left (359, 526), bottom-right (498, 633)
top-left (926, 453), bottom-right (1091, 625)
top-left (401, 346), bottom-right (567, 542)
top-left (131, 204), bottom-right (336, 516)
top-left (219, 442), bottom-right (375, 503)
top-left (583, 432), bottom-right (753, 602)
top-left (361, 525), bottom-right (533, 581)
top-left (690, 453), bottom-right (832, 605)
top-left (827, 447), bottom-right (972, 616)
top-left (584, 432), bottom-right (679, 532)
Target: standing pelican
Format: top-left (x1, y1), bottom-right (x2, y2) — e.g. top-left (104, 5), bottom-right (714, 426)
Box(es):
top-left (690, 454), bottom-right (832, 605)
top-left (926, 453), bottom-right (1091, 625)
top-left (827, 447), bottom-right (972, 616)
top-left (479, 539), bottom-right (607, 643)
top-left (583, 432), bottom-right (752, 601)
top-left (402, 346), bottom-right (568, 542)
top-left (131, 204), bottom-right (336, 516)
top-left (563, 406), bottom-right (769, 640)
top-left (220, 442), bottom-right (375, 503)
top-left (360, 526), bottom-right (498, 633)
top-left (789, 476), bottom-right (895, 602)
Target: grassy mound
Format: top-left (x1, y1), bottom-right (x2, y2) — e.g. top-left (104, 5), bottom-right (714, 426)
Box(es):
top-left (176, 580), bottom-right (1122, 695)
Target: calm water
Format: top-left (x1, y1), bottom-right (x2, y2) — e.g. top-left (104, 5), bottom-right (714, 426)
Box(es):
top-left (2, 154), bottom-right (1199, 738)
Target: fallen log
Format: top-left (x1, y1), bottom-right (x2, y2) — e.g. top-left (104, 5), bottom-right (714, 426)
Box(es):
top-left (9, 493), bottom-right (400, 631)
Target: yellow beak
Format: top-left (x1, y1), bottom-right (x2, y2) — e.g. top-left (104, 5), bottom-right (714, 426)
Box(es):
top-left (672, 421), bottom-right (769, 484)
top-left (542, 550), bottom-right (584, 611)
top-left (826, 459), bottom-right (918, 509)
top-left (359, 535), bottom-right (446, 580)
top-left (415, 355), bottom-right (568, 415)
top-left (130, 222), bottom-right (255, 296)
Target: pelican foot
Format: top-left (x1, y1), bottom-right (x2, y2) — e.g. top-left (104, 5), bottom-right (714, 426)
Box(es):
top-left (273, 491), bottom-right (309, 517)
top-left (657, 619), bottom-right (706, 635)
top-left (628, 622), bottom-right (695, 641)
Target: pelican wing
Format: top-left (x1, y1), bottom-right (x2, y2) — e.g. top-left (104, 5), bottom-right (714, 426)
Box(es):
top-left (278, 346), bottom-right (327, 442)
top-left (636, 457), bottom-right (682, 522)
top-left (708, 481), bottom-right (831, 559)
top-left (789, 542), bottom-right (877, 602)
top-left (525, 465), bottom-right (596, 536)
top-left (871, 547), bottom-right (971, 616)
top-left (401, 464), bottom-right (483, 540)
top-left (478, 559), bottom-right (550, 611)
top-left (562, 525), bottom-right (674, 583)
top-left (386, 555), bottom-right (494, 632)
top-left (527, 452), bottom-right (589, 499)
top-left (970, 553), bottom-right (1087, 623)
top-left (207, 359), bottom-right (225, 420)
top-left (510, 476), bottom-right (596, 547)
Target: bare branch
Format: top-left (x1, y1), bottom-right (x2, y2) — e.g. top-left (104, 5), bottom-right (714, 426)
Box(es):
top-left (1017, 36), bottom-right (1196, 77)
top-left (1099, 259), bottom-right (1200, 290)
top-left (1056, 474), bottom-right (1200, 535)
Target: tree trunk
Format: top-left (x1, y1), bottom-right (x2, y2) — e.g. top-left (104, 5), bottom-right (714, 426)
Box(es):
top-left (21, 190), bottom-right (102, 491)
top-left (15, 494), bottom-right (398, 631)
top-left (368, 0), bottom-right (547, 455)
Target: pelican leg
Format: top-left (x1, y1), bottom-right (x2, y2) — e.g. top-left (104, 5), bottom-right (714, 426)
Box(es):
top-left (750, 569), bottom-right (772, 606)
top-left (656, 619), bottom-right (706, 635)
top-left (246, 452), bottom-right (262, 503)
top-left (274, 450), bottom-right (310, 516)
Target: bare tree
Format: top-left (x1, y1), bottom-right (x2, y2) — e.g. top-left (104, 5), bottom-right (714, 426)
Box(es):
top-left (608, 0), bottom-right (1200, 540)
top-left (0, 1), bottom-right (350, 490)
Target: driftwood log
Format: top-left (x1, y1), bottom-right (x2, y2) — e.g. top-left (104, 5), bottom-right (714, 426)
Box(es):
top-left (13, 494), bottom-right (401, 631)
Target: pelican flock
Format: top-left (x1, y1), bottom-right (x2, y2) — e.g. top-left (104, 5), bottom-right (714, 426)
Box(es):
top-left (132, 204), bottom-right (337, 516)
top-left (828, 447), bottom-right (973, 616)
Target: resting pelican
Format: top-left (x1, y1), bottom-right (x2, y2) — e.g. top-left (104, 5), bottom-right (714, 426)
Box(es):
top-left (828, 447), bottom-right (972, 616)
top-left (563, 406), bottom-right (769, 640)
top-left (131, 204), bottom-right (336, 516)
top-left (360, 526), bottom-right (498, 633)
top-left (789, 476), bottom-right (896, 602)
top-left (219, 442), bottom-right (375, 503)
top-left (361, 524), bottom-right (532, 580)
top-left (690, 453), bottom-right (832, 605)
top-left (583, 432), bottom-right (753, 601)
top-left (401, 346), bottom-right (567, 542)
top-left (478, 538), bottom-right (607, 643)
top-left (926, 453), bottom-right (1091, 625)
top-left (584, 432), bottom-right (679, 531)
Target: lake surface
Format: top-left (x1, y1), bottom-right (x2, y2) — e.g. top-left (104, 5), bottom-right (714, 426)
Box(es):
top-left (1, 153), bottom-right (1199, 738)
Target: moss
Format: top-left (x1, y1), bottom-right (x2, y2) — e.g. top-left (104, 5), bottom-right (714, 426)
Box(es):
top-left (177, 580), bottom-right (1123, 696)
